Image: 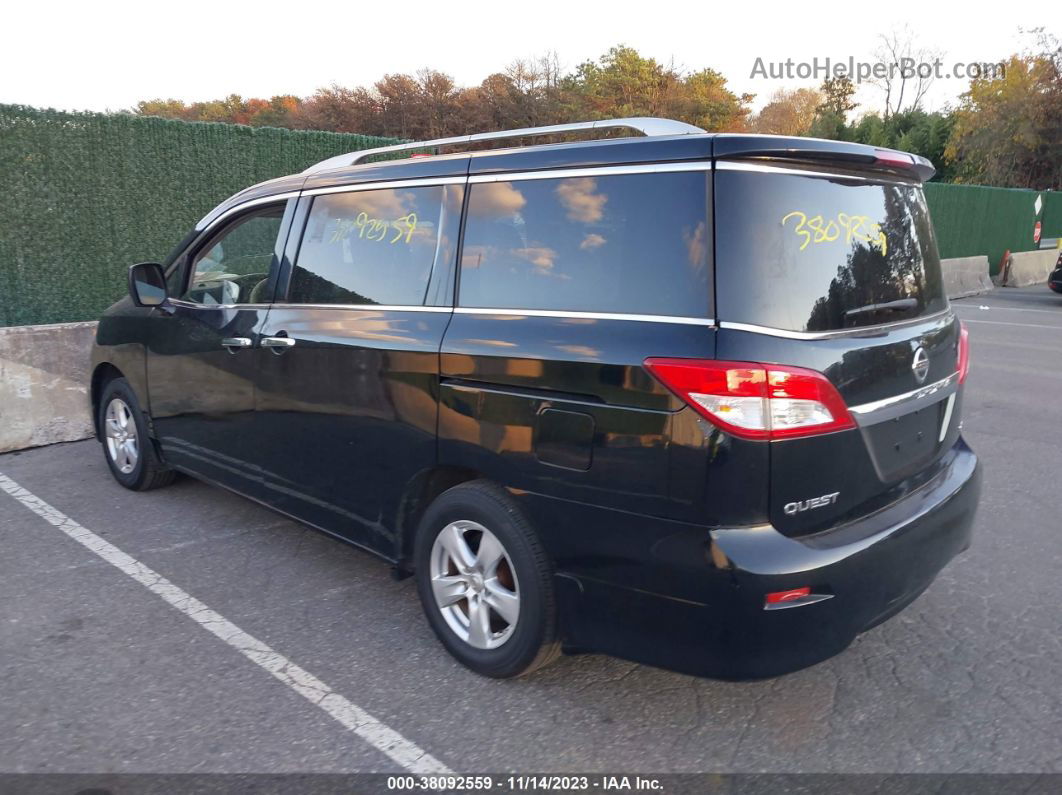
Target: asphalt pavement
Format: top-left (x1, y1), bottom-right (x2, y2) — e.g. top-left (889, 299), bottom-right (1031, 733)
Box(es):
top-left (1, 285), bottom-right (1060, 775)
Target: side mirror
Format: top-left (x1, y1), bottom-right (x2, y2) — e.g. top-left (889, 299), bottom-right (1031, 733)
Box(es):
top-left (128, 262), bottom-right (167, 307)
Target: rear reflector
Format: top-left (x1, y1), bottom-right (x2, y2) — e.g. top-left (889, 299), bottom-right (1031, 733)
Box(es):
top-left (766, 587), bottom-right (811, 604)
top-left (644, 358), bottom-right (856, 440)
top-left (763, 587), bottom-right (834, 610)
top-left (957, 321), bottom-right (971, 384)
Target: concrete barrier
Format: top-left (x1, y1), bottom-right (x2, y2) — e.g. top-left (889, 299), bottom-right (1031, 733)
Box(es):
top-left (1004, 249), bottom-right (1058, 288)
top-left (0, 322), bottom-right (97, 453)
top-left (941, 255), bottom-right (993, 299)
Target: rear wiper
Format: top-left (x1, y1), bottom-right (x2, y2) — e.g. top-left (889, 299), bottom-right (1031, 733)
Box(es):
top-left (844, 298), bottom-right (917, 318)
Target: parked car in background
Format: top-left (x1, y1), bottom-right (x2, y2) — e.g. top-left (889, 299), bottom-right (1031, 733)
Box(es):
top-left (90, 118), bottom-right (981, 680)
top-left (1048, 249), bottom-right (1062, 293)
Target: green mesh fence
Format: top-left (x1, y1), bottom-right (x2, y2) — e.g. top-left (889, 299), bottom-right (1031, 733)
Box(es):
top-left (0, 105), bottom-right (399, 327)
top-left (924, 182), bottom-right (1051, 275)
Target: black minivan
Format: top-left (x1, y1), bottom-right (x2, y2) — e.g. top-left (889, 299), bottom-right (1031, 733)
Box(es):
top-left (91, 118), bottom-right (981, 680)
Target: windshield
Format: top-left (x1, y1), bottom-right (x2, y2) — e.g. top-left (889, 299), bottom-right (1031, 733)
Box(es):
top-left (715, 165), bottom-right (947, 332)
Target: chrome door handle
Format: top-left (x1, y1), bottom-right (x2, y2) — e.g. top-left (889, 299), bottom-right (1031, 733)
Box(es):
top-left (261, 336), bottom-right (296, 353)
top-left (221, 337), bottom-right (253, 352)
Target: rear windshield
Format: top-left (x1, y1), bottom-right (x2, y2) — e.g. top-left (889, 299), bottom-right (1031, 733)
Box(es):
top-left (715, 165), bottom-right (947, 332)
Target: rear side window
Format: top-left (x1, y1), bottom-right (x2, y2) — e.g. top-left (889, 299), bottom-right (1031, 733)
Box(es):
top-left (715, 166), bottom-right (947, 332)
top-left (289, 184), bottom-right (460, 306)
top-left (458, 171), bottom-right (712, 317)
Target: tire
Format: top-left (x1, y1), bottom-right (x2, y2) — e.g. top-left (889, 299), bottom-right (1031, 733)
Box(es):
top-left (414, 481), bottom-right (561, 678)
top-left (98, 377), bottom-right (176, 491)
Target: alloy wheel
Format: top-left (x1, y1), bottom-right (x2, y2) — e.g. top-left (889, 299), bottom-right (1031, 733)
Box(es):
top-left (104, 398), bottom-right (139, 475)
top-left (428, 520), bottom-right (521, 650)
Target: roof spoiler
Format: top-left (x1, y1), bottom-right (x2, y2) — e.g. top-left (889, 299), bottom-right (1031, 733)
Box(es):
top-left (713, 134), bottom-right (936, 182)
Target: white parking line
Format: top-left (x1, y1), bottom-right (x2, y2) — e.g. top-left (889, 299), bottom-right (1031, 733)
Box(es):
top-left (0, 472), bottom-right (452, 776)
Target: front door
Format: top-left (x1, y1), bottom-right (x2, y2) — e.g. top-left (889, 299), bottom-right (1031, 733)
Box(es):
top-left (147, 201), bottom-right (291, 498)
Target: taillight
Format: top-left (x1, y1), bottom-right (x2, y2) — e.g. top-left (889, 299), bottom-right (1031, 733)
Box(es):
top-left (957, 321), bottom-right (970, 384)
top-left (644, 358), bottom-right (856, 441)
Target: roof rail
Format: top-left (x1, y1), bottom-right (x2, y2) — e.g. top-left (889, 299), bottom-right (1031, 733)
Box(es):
top-left (302, 117), bottom-right (706, 175)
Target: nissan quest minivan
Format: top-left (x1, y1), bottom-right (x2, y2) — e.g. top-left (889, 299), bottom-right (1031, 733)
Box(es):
top-left (91, 118), bottom-right (981, 679)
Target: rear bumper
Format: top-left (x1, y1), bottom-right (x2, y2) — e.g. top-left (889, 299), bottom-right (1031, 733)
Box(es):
top-left (541, 438), bottom-right (981, 679)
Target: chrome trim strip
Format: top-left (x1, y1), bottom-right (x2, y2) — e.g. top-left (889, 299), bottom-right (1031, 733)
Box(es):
top-left (268, 303), bottom-right (452, 313)
top-left (715, 160), bottom-right (917, 184)
top-left (166, 300), bottom-right (452, 313)
top-left (166, 300), bottom-right (272, 310)
top-left (468, 161), bottom-right (712, 184)
top-left (194, 191), bottom-right (301, 232)
top-left (848, 372), bottom-right (959, 426)
top-left (302, 176), bottom-right (467, 197)
top-left (453, 307), bottom-right (715, 325)
top-left (718, 310), bottom-right (952, 340)
top-left (166, 301), bottom-right (713, 323)
top-left (938, 393), bottom-right (956, 442)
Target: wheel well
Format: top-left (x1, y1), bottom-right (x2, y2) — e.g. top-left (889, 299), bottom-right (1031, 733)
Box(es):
top-left (90, 363), bottom-right (124, 437)
top-left (395, 465), bottom-right (483, 573)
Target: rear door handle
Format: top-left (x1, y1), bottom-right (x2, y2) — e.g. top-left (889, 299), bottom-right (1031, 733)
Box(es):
top-left (261, 336), bottom-right (296, 352)
top-left (221, 337), bottom-right (253, 352)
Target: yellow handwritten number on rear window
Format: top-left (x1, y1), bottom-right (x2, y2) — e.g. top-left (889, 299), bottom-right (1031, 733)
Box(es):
top-left (781, 211), bottom-right (887, 256)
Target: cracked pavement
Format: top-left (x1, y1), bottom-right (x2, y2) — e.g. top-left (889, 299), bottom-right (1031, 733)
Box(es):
top-left (0, 286), bottom-right (1060, 774)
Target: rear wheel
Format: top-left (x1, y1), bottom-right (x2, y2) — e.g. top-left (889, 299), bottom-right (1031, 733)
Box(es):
top-left (98, 377), bottom-right (175, 491)
top-left (414, 481), bottom-right (560, 678)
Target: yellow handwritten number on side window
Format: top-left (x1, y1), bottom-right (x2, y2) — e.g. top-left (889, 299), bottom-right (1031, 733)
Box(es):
top-left (781, 211), bottom-right (887, 256)
top-left (329, 212), bottom-right (419, 245)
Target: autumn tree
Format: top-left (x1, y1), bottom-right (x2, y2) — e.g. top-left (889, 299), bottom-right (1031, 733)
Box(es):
top-left (505, 53), bottom-right (566, 126)
top-left (679, 69), bottom-right (753, 131)
top-left (751, 87), bottom-right (823, 136)
top-left (819, 76), bottom-right (858, 118)
top-left (247, 95), bottom-right (301, 127)
top-left (563, 47), bottom-right (750, 131)
top-left (134, 98), bottom-right (194, 120)
top-left (295, 85), bottom-right (376, 133)
top-left (565, 46), bottom-right (681, 118)
top-left (132, 45), bottom-right (748, 137)
top-left (945, 31), bottom-right (1062, 189)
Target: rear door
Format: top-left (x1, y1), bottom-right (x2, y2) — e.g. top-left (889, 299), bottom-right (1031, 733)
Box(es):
top-left (439, 165), bottom-right (721, 523)
top-left (252, 179), bottom-right (464, 555)
top-left (713, 159), bottom-right (960, 536)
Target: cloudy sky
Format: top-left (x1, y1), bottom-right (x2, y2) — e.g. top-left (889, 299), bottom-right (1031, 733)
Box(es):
top-left (3, 0), bottom-right (1041, 116)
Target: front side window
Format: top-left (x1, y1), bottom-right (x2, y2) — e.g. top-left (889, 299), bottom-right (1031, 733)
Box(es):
top-left (458, 171), bottom-right (712, 317)
top-left (181, 206), bottom-right (285, 305)
top-left (289, 185), bottom-right (460, 306)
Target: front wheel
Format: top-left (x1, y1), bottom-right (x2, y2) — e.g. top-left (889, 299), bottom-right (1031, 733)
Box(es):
top-left (98, 377), bottom-right (175, 491)
top-left (414, 481), bottom-right (560, 678)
